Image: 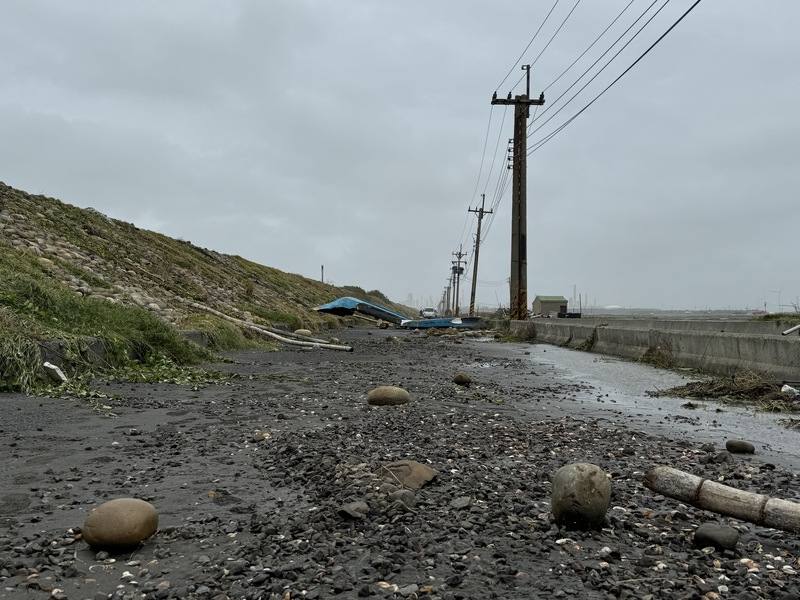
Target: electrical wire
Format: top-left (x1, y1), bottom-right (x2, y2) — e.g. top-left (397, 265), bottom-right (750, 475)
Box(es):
top-left (494, 0), bottom-right (560, 92)
top-left (481, 107), bottom-right (509, 196)
top-left (528, 0), bottom-right (704, 156)
top-left (543, 0), bottom-right (636, 92)
top-left (527, 0), bottom-right (670, 142)
top-left (528, 0), bottom-right (662, 135)
top-left (531, 0), bottom-right (582, 68)
top-left (506, 0), bottom-right (582, 93)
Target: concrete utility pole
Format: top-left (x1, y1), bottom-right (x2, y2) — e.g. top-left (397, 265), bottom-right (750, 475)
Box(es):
top-left (468, 193), bottom-right (493, 316)
top-left (491, 64), bottom-right (545, 320)
top-left (452, 245), bottom-right (467, 316)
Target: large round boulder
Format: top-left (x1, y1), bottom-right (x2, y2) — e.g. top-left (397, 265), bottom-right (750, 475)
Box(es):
top-left (367, 386), bottom-right (410, 406)
top-left (82, 498), bottom-right (159, 549)
top-left (551, 463), bottom-right (611, 529)
top-left (725, 439), bottom-right (755, 454)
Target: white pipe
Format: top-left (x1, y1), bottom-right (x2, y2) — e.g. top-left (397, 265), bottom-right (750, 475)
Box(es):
top-left (187, 302), bottom-right (353, 351)
top-left (782, 324), bottom-right (800, 336)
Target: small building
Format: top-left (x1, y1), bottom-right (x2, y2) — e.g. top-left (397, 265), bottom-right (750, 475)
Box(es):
top-left (532, 295), bottom-right (568, 317)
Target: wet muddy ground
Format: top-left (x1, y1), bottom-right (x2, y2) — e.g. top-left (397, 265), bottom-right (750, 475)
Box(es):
top-left (1, 328), bottom-right (799, 599)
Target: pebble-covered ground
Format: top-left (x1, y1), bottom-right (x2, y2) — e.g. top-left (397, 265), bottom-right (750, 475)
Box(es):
top-left (1, 329), bottom-right (799, 599)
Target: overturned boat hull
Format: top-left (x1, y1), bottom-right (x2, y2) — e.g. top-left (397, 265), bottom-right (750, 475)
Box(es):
top-left (314, 296), bottom-right (409, 324)
top-left (400, 316), bottom-right (483, 330)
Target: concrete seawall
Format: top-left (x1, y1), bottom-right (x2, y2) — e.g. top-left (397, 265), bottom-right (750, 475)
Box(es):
top-left (509, 319), bottom-right (800, 381)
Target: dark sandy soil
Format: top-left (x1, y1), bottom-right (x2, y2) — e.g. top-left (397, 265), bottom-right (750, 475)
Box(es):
top-left (1, 328), bottom-right (799, 600)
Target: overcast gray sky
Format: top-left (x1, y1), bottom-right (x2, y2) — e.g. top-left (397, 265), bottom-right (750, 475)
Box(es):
top-left (1, 1), bottom-right (797, 311)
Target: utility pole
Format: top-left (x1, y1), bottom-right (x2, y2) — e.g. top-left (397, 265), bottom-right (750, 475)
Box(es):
top-left (491, 64), bottom-right (545, 320)
top-left (321, 264), bottom-right (324, 283)
top-left (468, 193), bottom-right (493, 316)
top-left (445, 277), bottom-right (452, 317)
top-left (452, 245), bottom-right (467, 316)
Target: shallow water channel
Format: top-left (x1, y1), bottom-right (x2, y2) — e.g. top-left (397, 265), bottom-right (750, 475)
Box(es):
top-left (518, 343), bottom-right (800, 469)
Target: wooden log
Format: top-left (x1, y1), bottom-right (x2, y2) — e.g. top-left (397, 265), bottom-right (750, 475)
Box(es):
top-left (187, 302), bottom-right (353, 352)
top-left (645, 466), bottom-right (800, 533)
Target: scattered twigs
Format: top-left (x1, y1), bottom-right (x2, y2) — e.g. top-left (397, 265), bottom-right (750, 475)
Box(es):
top-left (187, 302), bottom-right (353, 352)
top-left (644, 466), bottom-right (800, 533)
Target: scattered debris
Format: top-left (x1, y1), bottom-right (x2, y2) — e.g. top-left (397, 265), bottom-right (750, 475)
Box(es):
top-left (648, 370), bottom-right (791, 411)
top-left (42, 361), bottom-right (68, 383)
top-left (645, 466), bottom-right (800, 532)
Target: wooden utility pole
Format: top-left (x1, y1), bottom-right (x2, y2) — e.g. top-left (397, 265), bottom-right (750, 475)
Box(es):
top-left (491, 65), bottom-right (545, 320)
top-left (321, 264), bottom-right (324, 283)
top-left (452, 245), bottom-right (467, 316)
top-left (445, 277), bottom-right (452, 317)
top-left (467, 193), bottom-right (493, 316)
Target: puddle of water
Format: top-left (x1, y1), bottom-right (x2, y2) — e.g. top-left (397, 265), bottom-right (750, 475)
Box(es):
top-left (523, 344), bottom-right (800, 469)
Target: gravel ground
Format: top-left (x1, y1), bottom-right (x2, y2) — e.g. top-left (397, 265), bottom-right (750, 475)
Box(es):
top-left (1, 328), bottom-right (799, 600)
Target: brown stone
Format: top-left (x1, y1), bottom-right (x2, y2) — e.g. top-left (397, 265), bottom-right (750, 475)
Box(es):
top-left (367, 386), bottom-right (410, 406)
top-left (380, 460), bottom-right (438, 490)
top-left (82, 498), bottom-right (159, 549)
top-left (452, 372), bottom-right (472, 386)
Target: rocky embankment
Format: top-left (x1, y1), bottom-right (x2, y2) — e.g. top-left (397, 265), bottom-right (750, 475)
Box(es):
top-left (1, 329), bottom-right (799, 599)
top-left (0, 182), bottom-right (409, 330)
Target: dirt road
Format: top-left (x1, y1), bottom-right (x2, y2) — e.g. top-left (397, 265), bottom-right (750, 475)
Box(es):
top-left (1, 329), bottom-right (798, 599)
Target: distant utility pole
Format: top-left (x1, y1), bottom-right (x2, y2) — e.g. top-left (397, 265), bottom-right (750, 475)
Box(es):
top-left (445, 278), bottom-right (452, 317)
top-left (491, 64), bottom-right (545, 320)
top-left (321, 264), bottom-right (324, 283)
top-left (452, 245), bottom-right (467, 316)
top-left (468, 193), bottom-right (493, 316)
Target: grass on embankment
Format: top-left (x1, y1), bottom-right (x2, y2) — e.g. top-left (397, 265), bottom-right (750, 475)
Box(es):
top-left (0, 244), bottom-right (240, 393)
top-left (0, 181), bottom-right (414, 395)
top-left (756, 313), bottom-right (800, 326)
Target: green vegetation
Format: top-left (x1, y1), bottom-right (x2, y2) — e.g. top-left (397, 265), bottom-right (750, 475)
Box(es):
top-left (756, 312), bottom-right (800, 325)
top-left (0, 181), bottom-right (409, 396)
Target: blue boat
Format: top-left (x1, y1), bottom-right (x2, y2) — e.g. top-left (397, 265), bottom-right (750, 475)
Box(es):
top-left (399, 316), bottom-right (484, 330)
top-left (314, 296), bottom-right (409, 324)
top-left (315, 297), bottom-right (485, 329)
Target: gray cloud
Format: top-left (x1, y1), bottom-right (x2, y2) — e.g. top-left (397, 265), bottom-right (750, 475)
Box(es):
top-left (1, 1), bottom-right (798, 311)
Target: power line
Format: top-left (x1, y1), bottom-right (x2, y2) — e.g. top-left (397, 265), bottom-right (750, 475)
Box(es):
top-left (507, 0), bottom-right (582, 92)
top-left (528, 0), bottom-right (705, 156)
top-left (494, 0), bottom-right (560, 92)
top-left (481, 106), bottom-right (509, 196)
top-left (528, 0), bottom-right (663, 135)
top-left (531, 0), bottom-right (582, 67)
top-left (527, 0), bottom-right (670, 142)
top-left (543, 0), bottom-right (636, 93)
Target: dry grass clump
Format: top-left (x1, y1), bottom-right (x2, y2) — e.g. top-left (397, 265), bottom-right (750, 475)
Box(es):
top-left (648, 370), bottom-right (795, 412)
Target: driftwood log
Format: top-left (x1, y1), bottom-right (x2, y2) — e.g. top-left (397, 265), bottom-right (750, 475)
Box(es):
top-left (188, 302), bottom-right (353, 352)
top-left (645, 466), bottom-right (800, 533)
